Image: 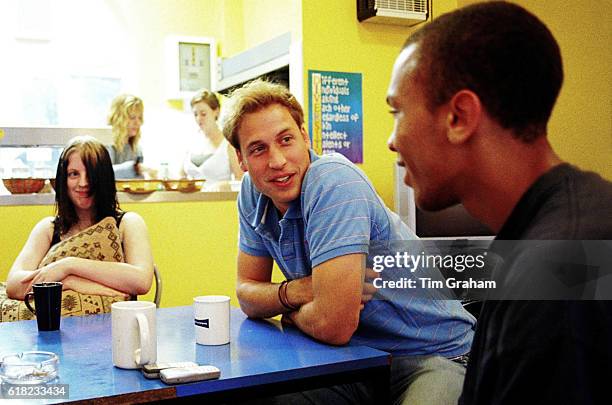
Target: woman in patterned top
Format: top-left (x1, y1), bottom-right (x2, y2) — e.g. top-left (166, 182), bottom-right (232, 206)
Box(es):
top-left (6, 136), bottom-right (154, 300)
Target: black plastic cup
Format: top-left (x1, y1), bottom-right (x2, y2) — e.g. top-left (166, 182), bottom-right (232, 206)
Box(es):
top-left (24, 282), bottom-right (63, 331)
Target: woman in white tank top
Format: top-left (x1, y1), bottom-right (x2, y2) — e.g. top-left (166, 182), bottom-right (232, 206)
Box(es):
top-left (183, 89), bottom-right (243, 182)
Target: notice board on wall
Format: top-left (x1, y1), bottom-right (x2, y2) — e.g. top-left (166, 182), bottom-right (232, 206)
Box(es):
top-left (308, 70), bottom-right (363, 163)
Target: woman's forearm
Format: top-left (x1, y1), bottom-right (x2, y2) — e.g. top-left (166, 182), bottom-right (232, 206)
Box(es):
top-left (64, 257), bottom-right (152, 295)
top-left (62, 275), bottom-right (127, 296)
top-left (6, 270), bottom-right (37, 300)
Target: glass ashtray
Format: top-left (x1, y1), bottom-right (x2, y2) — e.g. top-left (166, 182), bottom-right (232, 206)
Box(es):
top-left (0, 351), bottom-right (59, 384)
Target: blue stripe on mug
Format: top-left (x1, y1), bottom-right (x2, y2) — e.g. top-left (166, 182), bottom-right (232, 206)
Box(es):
top-left (195, 318), bottom-right (209, 328)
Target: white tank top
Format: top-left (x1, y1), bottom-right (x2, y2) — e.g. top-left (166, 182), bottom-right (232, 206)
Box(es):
top-left (185, 138), bottom-right (231, 182)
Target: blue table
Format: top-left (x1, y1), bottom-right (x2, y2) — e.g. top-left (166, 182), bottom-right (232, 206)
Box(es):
top-left (0, 306), bottom-right (390, 403)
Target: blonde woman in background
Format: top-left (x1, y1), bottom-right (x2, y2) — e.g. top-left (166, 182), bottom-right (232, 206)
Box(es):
top-left (107, 94), bottom-right (156, 179)
top-left (183, 89), bottom-right (242, 182)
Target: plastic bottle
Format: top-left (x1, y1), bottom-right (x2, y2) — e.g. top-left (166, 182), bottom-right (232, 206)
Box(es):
top-left (159, 162), bottom-right (169, 180)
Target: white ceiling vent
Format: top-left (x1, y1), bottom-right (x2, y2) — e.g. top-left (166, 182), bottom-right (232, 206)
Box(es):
top-left (357, 0), bottom-right (428, 26)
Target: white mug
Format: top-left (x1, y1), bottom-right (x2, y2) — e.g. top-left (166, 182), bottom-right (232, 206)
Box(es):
top-left (111, 301), bottom-right (157, 369)
top-left (194, 296), bottom-right (230, 345)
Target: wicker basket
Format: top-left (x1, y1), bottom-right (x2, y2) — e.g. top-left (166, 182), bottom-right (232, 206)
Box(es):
top-left (3, 178), bottom-right (46, 194)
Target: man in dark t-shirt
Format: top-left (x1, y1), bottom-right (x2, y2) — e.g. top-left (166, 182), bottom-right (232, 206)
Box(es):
top-left (385, 2), bottom-right (612, 404)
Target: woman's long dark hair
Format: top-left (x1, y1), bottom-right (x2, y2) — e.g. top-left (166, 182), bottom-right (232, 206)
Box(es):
top-left (54, 136), bottom-right (121, 236)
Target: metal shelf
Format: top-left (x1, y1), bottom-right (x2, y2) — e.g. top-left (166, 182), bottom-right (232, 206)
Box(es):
top-left (217, 32), bottom-right (291, 93)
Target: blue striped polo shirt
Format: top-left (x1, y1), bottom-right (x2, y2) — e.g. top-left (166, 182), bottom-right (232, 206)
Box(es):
top-left (238, 151), bottom-right (475, 357)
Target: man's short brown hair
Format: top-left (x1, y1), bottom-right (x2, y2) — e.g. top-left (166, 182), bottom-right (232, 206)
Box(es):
top-left (222, 80), bottom-right (304, 150)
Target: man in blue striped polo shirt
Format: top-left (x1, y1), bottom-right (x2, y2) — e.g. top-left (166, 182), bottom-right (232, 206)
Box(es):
top-left (222, 79), bottom-right (475, 404)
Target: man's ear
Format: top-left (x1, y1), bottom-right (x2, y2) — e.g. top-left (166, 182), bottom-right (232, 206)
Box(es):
top-left (301, 125), bottom-right (311, 148)
top-left (235, 149), bottom-right (248, 172)
top-left (446, 90), bottom-right (482, 145)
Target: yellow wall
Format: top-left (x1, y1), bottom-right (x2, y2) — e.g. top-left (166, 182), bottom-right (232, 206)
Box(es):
top-left (242, 0), bottom-right (302, 49)
top-left (0, 206), bottom-right (50, 280)
top-left (301, 0), bottom-right (457, 208)
top-left (0, 200), bottom-right (240, 307)
top-left (220, 0), bottom-right (301, 57)
top-left (220, 0), bottom-right (245, 57)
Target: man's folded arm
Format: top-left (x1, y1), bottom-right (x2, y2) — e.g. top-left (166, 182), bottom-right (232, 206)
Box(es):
top-left (287, 253), bottom-right (364, 345)
top-left (236, 250), bottom-right (313, 318)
